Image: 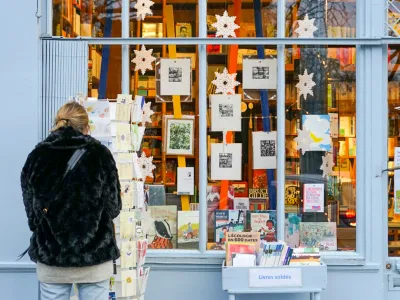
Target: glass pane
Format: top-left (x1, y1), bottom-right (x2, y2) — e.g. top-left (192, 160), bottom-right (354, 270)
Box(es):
top-left (130, 0), bottom-right (198, 38)
top-left (88, 45), bottom-right (122, 99)
top-left (388, 1), bottom-right (400, 37)
top-left (207, 1), bottom-right (277, 38)
top-left (130, 44), bottom-right (200, 250)
top-left (286, 0), bottom-right (356, 38)
top-left (206, 45), bottom-right (279, 250)
top-left (285, 45), bottom-right (356, 251)
top-left (388, 45), bottom-right (400, 256)
top-left (53, 0), bottom-right (122, 37)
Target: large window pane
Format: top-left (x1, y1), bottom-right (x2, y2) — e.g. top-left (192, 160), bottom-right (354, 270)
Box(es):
top-left (206, 45), bottom-right (279, 250)
top-left (285, 45), bottom-right (356, 252)
top-left (129, 44), bottom-right (200, 250)
top-left (53, 0), bottom-right (122, 37)
top-left (388, 45), bottom-right (400, 256)
top-left (286, 0), bottom-right (356, 38)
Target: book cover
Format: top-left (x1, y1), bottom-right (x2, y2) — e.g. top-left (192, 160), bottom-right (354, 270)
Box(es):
top-left (226, 242), bottom-right (257, 266)
top-left (176, 23), bottom-right (192, 37)
top-left (234, 197), bottom-right (250, 210)
top-left (249, 188), bottom-right (269, 210)
top-left (300, 222), bottom-right (337, 251)
top-left (284, 213), bottom-right (302, 248)
top-left (232, 182), bottom-right (248, 197)
top-left (207, 185), bottom-right (234, 229)
top-left (147, 205), bottom-right (177, 249)
top-left (148, 185), bottom-right (166, 206)
top-left (166, 193), bottom-right (182, 211)
top-left (177, 211), bottom-right (199, 249)
top-left (214, 210), bottom-right (245, 243)
top-left (252, 170), bottom-right (267, 188)
top-left (247, 210), bottom-right (277, 242)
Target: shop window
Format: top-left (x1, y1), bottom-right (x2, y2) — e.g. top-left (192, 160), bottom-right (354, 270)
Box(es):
top-left (88, 45), bottom-right (122, 99)
top-left (388, 1), bottom-right (400, 37)
top-left (388, 45), bottom-right (400, 257)
top-left (285, 45), bottom-right (356, 252)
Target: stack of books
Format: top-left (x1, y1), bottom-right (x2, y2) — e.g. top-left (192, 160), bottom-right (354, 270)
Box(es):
top-left (258, 241), bottom-right (293, 267)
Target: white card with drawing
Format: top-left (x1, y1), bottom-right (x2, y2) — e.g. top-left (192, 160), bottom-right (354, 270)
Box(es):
top-left (210, 94), bottom-right (242, 132)
top-left (177, 167), bottom-right (195, 195)
top-left (211, 143), bottom-right (242, 180)
top-left (160, 58), bottom-right (191, 96)
top-left (242, 58), bottom-right (277, 90)
top-left (252, 131), bottom-right (277, 169)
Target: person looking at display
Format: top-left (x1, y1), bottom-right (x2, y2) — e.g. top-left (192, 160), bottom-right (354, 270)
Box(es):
top-left (20, 101), bottom-right (121, 300)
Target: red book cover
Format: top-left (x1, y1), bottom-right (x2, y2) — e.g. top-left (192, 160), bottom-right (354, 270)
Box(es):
top-left (226, 242), bottom-right (257, 266)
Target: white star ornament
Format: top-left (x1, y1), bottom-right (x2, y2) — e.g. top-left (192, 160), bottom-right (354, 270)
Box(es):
top-left (294, 128), bottom-right (314, 155)
top-left (134, 0), bottom-right (154, 21)
top-left (212, 68), bottom-right (240, 95)
top-left (296, 69), bottom-right (316, 100)
top-left (212, 11), bottom-right (240, 38)
top-left (295, 14), bottom-right (318, 38)
top-left (320, 153), bottom-right (335, 178)
top-left (132, 45), bottom-right (157, 75)
top-left (136, 152), bottom-right (156, 178)
top-left (142, 101), bottom-right (154, 124)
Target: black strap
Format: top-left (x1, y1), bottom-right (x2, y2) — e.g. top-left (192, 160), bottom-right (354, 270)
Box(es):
top-left (17, 148), bottom-right (86, 261)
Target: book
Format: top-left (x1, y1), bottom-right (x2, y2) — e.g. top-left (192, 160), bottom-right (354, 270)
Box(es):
top-left (226, 232), bottom-right (260, 245)
top-left (233, 197), bottom-right (249, 210)
top-left (166, 193), bottom-right (182, 211)
top-left (284, 213), bottom-right (302, 248)
top-left (207, 185), bottom-right (235, 229)
top-left (226, 242), bottom-right (257, 266)
top-left (300, 222), bottom-right (337, 251)
top-left (147, 206), bottom-right (177, 249)
top-left (214, 210), bottom-right (245, 243)
top-left (247, 210), bottom-right (277, 242)
top-left (177, 211), bottom-right (199, 249)
top-left (249, 188), bottom-right (269, 210)
top-left (148, 185), bottom-right (166, 206)
top-left (176, 23), bottom-right (192, 37)
top-left (232, 182), bottom-right (248, 197)
top-left (290, 248), bottom-right (321, 266)
top-left (142, 23), bottom-right (163, 38)
top-left (252, 170), bottom-right (267, 188)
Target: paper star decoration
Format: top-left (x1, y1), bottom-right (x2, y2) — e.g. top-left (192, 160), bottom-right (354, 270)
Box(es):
top-left (212, 11), bottom-right (240, 38)
top-left (294, 128), bottom-right (314, 155)
top-left (320, 153), bottom-right (335, 178)
top-left (137, 152), bottom-right (156, 178)
top-left (212, 68), bottom-right (240, 95)
top-left (132, 45), bottom-right (156, 75)
top-left (134, 0), bottom-right (154, 21)
top-left (296, 69), bottom-right (316, 100)
top-left (142, 101), bottom-right (154, 124)
top-left (295, 14), bottom-right (318, 38)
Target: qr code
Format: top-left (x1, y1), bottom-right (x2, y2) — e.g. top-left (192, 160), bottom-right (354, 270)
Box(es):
top-left (260, 140), bottom-right (275, 157)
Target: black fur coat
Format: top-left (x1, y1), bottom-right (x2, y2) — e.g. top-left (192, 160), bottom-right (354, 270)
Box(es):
top-left (21, 127), bottom-right (121, 267)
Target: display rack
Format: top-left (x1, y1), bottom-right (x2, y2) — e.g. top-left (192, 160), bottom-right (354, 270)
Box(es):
top-left (222, 261), bottom-right (327, 300)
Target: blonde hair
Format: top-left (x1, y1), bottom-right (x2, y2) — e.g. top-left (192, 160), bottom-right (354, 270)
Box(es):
top-left (52, 101), bottom-right (89, 133)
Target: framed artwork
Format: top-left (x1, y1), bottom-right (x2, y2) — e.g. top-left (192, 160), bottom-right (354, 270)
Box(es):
top-left (165, 118), bottom-right (195, 156)
top-left (159, 58), bottom-right (191, 96)
top-left (252, 131), bottom-right (277, 170)
top-left (242, 58), bottom-right (277, 90)
top-left (175, 23), bottom-right (192, 38)
top-left (211, 143), bottom-right (242, 180)
top-left (210, 94), bottom-right (242, 132)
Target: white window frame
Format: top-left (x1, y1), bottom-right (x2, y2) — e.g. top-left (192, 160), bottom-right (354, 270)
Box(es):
top-left (41, 0), bottom-right (390, 267)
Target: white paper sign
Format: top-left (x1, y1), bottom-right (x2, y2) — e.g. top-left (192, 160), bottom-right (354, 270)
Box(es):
top-left (394, 147), bottom-right (400, 214)
top-left (243, 58), bottom-right (277, 90)
top-left (160, 58), bottom-right (191, 96)
top-left (234, 197), bottom-right (249, 210)
top-left (177, 167), bottom-right (194, 195)
top-left (252, 131), bottom-right (277, 169)
top-left (249, 268), bottom-right (302, 288)
top-left (303, 184), bottom-right (324, 213)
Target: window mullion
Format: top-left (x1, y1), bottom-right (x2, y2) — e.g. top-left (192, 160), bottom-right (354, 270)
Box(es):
top-left (121, 0), bottom-right (130, 94)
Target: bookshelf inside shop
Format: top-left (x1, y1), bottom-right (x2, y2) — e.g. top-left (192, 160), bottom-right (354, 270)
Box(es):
top-left (53, 0), bottom-right (358, 253)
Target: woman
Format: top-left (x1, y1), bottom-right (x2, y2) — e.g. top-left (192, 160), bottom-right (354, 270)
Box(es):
top-left (21, 102), bottom-right (121, 299)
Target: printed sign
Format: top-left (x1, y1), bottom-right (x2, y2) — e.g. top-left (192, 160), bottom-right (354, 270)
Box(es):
top-left (226, 232), bottom-right (260, 244)
top-left (249, 268), bottom-right (302, 288)
top-left (303, 184), bottom-right (324, 213)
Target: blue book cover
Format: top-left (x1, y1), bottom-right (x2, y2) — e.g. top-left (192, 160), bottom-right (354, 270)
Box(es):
top-left (214, 210), bottom-right (245, 243)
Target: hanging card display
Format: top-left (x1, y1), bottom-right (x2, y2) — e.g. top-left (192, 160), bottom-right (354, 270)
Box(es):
top-left (252, 131), bottom-right (277, 170)
top-left (242, 58), bottom-right (277, 90)
top-left (210, 94), bottom-right (242, 132)
top-left (211, 143), bottom-right (242, 180)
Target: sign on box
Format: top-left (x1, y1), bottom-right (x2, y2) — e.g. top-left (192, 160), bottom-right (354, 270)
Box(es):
top-left (249, 268), bottom-right (302, 288)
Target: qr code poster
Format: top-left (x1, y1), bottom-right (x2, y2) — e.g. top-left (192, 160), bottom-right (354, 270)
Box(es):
top-left (242, 58), bottom-right (277, 90)
top-left (252, 131), bottom-right (277, 169)
top-left (210, 94), bottom-right (242, 132)
top-left (160, 58), bottom-right (191, 96)
top-left (211, 143), bottom-right (242, 180)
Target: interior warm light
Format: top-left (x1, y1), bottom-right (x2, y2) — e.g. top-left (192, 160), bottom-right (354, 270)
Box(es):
top-left (345, 211), bottom-right (356, 219)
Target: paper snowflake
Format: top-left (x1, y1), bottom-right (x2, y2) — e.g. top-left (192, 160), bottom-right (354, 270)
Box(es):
top-left (212, 68), bottom-right (240, 95)
top-left (296, 69), bottom-right (316, 100)
top-left (132, 45), bottom-right (156, 75)
top-left (134, 0), bottom-right (154, 21)
top-left (320, 153), bottom-right (335, 178)
top-left (142, 101), bottom-right (154, 124)
top-left (294, 128), bottom-right (314, 155)
top-left (212, 11), bottom-right (240, 38)
top-left (136, 152), bottom-right (156, 178)
top-left (295, 14), bottom-right (318, 38)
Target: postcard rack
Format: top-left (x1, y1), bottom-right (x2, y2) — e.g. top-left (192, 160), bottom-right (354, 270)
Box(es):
top-left (222, 261), bottom-right (327, 300)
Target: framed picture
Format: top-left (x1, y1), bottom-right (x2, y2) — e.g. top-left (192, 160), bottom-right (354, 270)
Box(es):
top-left (165, 118), bottom-right (195, 156)
top-left (176, 23), bottom-right (192, 38)
top-left (210, 94), bottom-right (242, 132)
top-left (252, 131), bottom-right (277, 170)
top-left (242, 58), bottom-right (277, 90)
top-left (211, 143), bottom-right (242, 180)
top-left (159, 58), bottom-right (191, 96)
